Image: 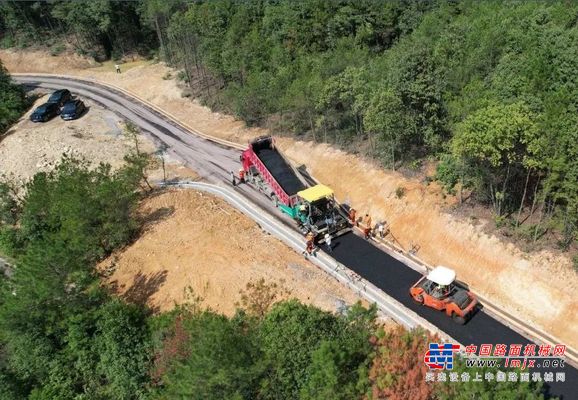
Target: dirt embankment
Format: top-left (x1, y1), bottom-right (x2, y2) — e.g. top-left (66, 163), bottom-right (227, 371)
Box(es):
top-left (2, 49), bottom-right (576, 348)
top-left (99, 189), bottom-right (362, 314)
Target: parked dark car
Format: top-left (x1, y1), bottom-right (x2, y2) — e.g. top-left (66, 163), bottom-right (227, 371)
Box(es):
top-left (60, 99), bottom-right (86, 120)
top-left (30, 102), bottom-right (60, 122)
top-left (47, 89), bottom-right (72, 107)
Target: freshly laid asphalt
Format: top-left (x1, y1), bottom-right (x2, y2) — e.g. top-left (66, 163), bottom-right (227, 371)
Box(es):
top-left (330, 233), bottom-right (578, 398)
top-left (16, 76), bottom-right (577, 399)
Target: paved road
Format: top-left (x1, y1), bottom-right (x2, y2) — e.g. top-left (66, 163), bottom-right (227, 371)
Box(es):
top-left (331, 234), bottom-right (578, 397)
top-left (17, 75), bottom-right (286, 218)
top-left (15, 75), bottom-right (577, 398)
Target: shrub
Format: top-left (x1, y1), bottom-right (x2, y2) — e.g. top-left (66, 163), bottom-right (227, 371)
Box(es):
top-left (395, 186), bottom-right (406, 199)
top-left (176, 71), bottom-right (189, 83)
top-left (50, 44), bottom-right (65, 56)
top-left (111, 49), bottom-right (122, 62)
top-left (435, 155), bottom-right (459, 195)
top-left (494, 215), bottom-right (508, 229)
top-left (0, 36), bottom-right (15, 49)
top-left (409, 159), bottom-right (422, 171)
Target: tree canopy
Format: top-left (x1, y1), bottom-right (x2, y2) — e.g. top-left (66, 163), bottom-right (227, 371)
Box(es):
top-left (0, 1), bottom-right (575, 397)
top-left (0, 61), bottom-right (27, 134)
top-left (2, 0), bottom-right (578, 247)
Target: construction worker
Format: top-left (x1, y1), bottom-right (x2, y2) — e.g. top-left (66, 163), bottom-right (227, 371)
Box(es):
top-left (364, 214), bottom-right (372, 239)
top-left (238, 168), bottom-right (245, 184)
top-left (304, 231), bottom-right (315, 257)
top-left (231, 171), bottom-right (237, 186)
top-left (306, 231), bottom-right (315, 244)
top-left (377, 221), bottom-right (386, 239)
top-left (349, 208), bottom-right (357, 226)
top-left (324, 232), bottom-right (332, 253)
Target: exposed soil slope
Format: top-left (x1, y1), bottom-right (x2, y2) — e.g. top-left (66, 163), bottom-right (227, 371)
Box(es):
top-left (98, 189), bottom-right (362, 314)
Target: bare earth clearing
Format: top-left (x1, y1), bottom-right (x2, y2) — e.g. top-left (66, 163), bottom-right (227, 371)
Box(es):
top-left (1, 49), bottom-right (576, 348)
top-left (99, 189), bottom-right (363, 314)
top-left (1, 92), bottom-right (151, 184)
top-left (0, 91), bottom-right (195, 186)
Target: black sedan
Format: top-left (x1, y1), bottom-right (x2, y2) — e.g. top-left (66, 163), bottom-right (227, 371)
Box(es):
top-left (60, 100), bottom-right (86, 120)
top-left (30, 102), bottom-right (60, 122)
top-left (47, 89), bottom-right (72, 107)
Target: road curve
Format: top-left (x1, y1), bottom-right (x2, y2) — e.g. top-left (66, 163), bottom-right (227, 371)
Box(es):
top-left (15, 75), bottom-right (577, 398)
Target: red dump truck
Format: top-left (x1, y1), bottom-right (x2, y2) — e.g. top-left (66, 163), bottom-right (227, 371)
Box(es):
top-left (240, 136), bottom-right (350, 237)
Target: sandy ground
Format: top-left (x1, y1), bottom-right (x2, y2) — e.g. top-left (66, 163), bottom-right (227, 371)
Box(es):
top-left (98, 189), bottom-right (363, 314)
top-left (2, 49), bottom-right (576, 348)
top-left (0, 93), bottom-right (143, 183)
top-left (0, 90), bottom-right (197, 187)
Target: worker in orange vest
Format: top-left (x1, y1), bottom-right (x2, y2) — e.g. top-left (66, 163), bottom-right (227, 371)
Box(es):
top-left (238, 168), bottom-right (245, 184)
top-left (304, 231), bottom-right (315, 257)
top-left (364, 214), bottom-right (372, 239)
top-left (349, 208), bottom-right (357, 226)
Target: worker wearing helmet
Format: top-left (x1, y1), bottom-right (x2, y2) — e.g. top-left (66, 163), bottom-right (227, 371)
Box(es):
top-left (377, 221), bottom-right (387, 239)
top-left (238, 168), bottom-right (245, 183)
top-left (306, 231), bottom-right (315, 244)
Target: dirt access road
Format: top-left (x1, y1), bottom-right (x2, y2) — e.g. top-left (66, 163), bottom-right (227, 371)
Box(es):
top-left (14, 74), bottom-right (578, 398)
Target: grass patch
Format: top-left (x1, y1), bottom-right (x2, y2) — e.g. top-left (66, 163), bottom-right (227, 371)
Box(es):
top-left (50, 44), bottom-right (65, 56)
top-left (395, 186), bottom-right (406, 199)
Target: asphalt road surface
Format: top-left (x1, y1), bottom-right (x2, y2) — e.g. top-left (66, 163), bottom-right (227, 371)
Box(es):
top-left (330, 234), bottom-right (578, 397)
top-left (15, 75), bottom-right (577, 398)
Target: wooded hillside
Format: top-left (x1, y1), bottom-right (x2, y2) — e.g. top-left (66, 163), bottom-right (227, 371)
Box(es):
top-left (158, 0), bottom-right (578, 250)
top-left (2, 1), bottom-right (577, 249)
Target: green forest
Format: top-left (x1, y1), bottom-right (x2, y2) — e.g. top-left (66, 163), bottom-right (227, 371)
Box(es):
top-left (1, 0), bottom-right (578, 249)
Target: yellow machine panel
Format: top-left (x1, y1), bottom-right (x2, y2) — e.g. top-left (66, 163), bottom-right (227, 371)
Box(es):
top-left (297, 184), bottom-right (334, 202)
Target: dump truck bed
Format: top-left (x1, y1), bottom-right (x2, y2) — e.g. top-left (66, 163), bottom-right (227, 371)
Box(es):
top-left (253, 141), bottom-right (306, 196)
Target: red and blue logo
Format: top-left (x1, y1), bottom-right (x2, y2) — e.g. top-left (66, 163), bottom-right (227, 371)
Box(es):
top-left (424, 343), bottom-right (461, 370)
